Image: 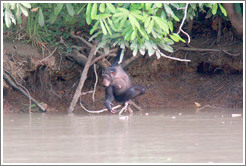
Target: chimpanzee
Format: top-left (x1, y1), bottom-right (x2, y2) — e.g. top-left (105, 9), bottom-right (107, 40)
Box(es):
top-left (102, 48), bottom-right (146, 113)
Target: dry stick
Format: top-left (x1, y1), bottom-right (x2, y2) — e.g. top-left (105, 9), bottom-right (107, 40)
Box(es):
top-left (90, 53), bottom-right (115, 65)
top-left (79, 98), bottom-right (122, 113)
top-left (156, 49), bottom-right (191, 62)
top-left (67, 45), bottom-right (96, 113)
top-left (195, 104), bottom-right (224, 112)
top-left (39, 47), bottom-right (57, 63)
top-left (70, 32), bottom-right (110, 68)
top-left (92, 64), bottom-right (98, 102)
top-left (129, 100), bottom-right (144, 111)
top-left (177, 3), bottom-right (191, 43)
top-left (3, 71), bottom-right (46, 112)
top-left (173, 46), bottom-right (241, 56)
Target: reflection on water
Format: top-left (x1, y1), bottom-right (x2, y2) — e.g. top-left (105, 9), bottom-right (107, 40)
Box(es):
top-left (3, 108), bottom-right (244, 164)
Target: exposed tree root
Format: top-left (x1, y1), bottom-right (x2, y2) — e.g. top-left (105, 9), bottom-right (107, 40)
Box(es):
top-left (3, 70), bottom-right (47, 112)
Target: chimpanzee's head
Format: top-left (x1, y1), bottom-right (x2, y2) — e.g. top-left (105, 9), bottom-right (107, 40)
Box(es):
top-left (102, 67), bottom-right (116, 87)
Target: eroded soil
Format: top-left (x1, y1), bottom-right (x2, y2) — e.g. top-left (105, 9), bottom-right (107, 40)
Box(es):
top-left (3, 35), bottom-right (243, 113)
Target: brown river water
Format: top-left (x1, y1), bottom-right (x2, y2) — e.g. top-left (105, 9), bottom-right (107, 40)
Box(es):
top-left (2, 108), bottom-right (244, 164)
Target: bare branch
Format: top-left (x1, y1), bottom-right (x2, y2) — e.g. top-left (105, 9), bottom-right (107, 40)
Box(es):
top-left (177, 3), bottom-right (191, 44)
top-left (39, 47), bottom-right (57, 63)
top-left (92, 64), bottom-right (98, 102)
top-left (195, 104), bottom-right (224, 112)
top-left (173, 46), bottom-right (241, 56)
top-left (156, 49), bottom-right (191, 62)
top-left (79, 97), bottom-right (122, 113)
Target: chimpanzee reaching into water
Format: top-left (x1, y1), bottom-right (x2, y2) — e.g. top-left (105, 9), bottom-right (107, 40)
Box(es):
top-left (102, 48), bottom-right (146, 113)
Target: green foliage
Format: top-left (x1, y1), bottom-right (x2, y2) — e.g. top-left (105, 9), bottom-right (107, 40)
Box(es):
top-left (3, 3), bottom-right (235, 60)
top-left (3, 3), bottom-right (31, 28)
top-left (86, 3), bottom-right (187, 58)
top-left (3, 3), bottom-right (87, 50)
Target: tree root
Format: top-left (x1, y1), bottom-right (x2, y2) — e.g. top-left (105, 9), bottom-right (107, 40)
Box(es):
top-left (173, 46), bottom-right (241, 56)
top-left (3, 70), bottom-right (47, 112)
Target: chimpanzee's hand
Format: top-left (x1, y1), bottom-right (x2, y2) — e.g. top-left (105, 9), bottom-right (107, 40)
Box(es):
top-left (110, 109), bottom-right (116, 114)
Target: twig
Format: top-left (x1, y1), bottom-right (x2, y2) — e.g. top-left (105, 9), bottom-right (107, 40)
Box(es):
top-left (70, 31), bottom-right (111, 68)
top-left (90, 53), bottom-right (115, 65)
top-left (173, 46), bottom-right (241, 56)
top-left (79, 96), bottom-right (121, 113)
top-left (195, 104), bottom-right (224, 112)
top-left (156, 49), bottom-right (191, 62)
top-left (221, 49), bottom-right (241, 56)
top-left (39, 47), bottom-right (57, 63)
top-left (177, 3), bottom-right (191, 43)
top-left (92, 64), bottom-right (98, 102)
top-left (129, 100), bottom-right (144, 111)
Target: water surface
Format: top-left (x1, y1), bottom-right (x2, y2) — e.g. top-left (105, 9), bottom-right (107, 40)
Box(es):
top-left (3, 108), bottom-right (244, 164)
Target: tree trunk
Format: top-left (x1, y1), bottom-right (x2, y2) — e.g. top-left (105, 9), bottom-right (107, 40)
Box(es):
top-left (223, 3), bottom-right (243, 38)
top-left (67, 45), bottom-right (96, 113)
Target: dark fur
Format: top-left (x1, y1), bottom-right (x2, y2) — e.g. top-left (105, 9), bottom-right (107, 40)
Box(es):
top-left (102, 48), bottom-right (146, 112)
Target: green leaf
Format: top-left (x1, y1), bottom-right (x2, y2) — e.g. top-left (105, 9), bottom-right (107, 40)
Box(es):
top-left (170, 33), bottom-right (186, 43)
top-left (89, 31), bottom-right (102, 41)
top-left (99, 3), bottom-right (105, 13)
top-left (190, 3), bottom-right (197, 10)
top-left (121, 25), bottom-right (132, 36)
top-left (146, 3), bottom-right (152, 10)
top-left (15, 4), bottom-right (22, 24)
top-left (38, 8), bottom-right (44, 27)
top-left (118, 8), bottom-right (129, 13)
top-left (91, 3), bottom-right (97, 19)
top-left (106, 3), bottom-right (116, 13)
top-left (158, 42), bottom-right (174, 52)
top-left (90, 20), bottom-right (100, 34)
top-left (21, 3), bottom-right (31, 8)
top-left (164, 37), bottom-right (174, 45)
top-left (113, 12), bottom-right (127, 18)
top-left (131, 30), bottom-right (137, 40)
top-left (86, 3), bottom-right (92, 24)
top-left (107, 18), bottom-right (118, 31)
top-left (144, 16), bottom-right (151, 28)
top-left (161, 11), bottom-right (167, 21)
top-left (167, 21), bottom-right (173, 33)
top-left (164, 4), bottom-right (180, 21)
top-left (124, 30), bottom-right (133, 41)
top-left (118, 16), bottom-right (127, 31)
top-left (20, 5), bottom-right (28, 16)
top-left (155, 3), bottom-right (162, 8)
top-left (129, 14), bottom-right (140, 30)
top-left (147, 19), bottom-right (154, 34)
top-left (169, 34), bottom-right (179, 42)
top-left (152, 16), bottom-right (169, 33)
top-left (94, 14), bottom-right (111, 20)
top-left (138, 26), bottom-right (149, 40)
top-left (103, 19), bottom-right (112, 35)
top-left (66, 4), bottom-right (75, 16)
top-left (212, 4), bottom-right (218, 15)
top-left (218, 4), bottom-right (227, 16)
top-left (100, 20), bottom-right (107, 35)
top-left (55, 4), bottom-right (64, 16)
top-left (131, 11), bottom-right (144, 21)
top-left (4, 10), bottom-right (11, 28)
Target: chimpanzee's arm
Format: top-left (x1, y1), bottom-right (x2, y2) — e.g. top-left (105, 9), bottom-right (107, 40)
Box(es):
top-left (104, 86), bottom-right (115, 112)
